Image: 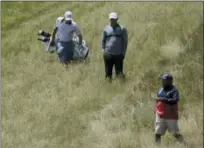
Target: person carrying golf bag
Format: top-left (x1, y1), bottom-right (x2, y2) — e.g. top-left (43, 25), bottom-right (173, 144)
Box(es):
top-left (49, 11), bottom-right (83, 64)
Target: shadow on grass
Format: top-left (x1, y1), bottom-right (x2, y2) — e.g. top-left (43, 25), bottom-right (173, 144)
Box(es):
top-left (69, 57), bottom-right (91, 65)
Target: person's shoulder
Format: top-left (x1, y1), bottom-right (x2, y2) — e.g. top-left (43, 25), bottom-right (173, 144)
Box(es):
top-left (103, 25), bottom-right (112, 33)
top-left (172, 85), bottom-right (179, 92)
top-left (56, 17), bottom-right (64, 22)
top-left (55, 17), bottom-right (64, 25)
top-left (157, 87), bottom-right (164, 94)
top-left (119, 25), bottom-right (127, 32)
top-left (71, 21), bottom-right (79, 28)
top-left (119, 24), bottom-right (125, 28)
top-left (158, 87), bottom-right (163, 90)
top-left (104, 25), bottom-right (111, 30)
top-left (72, 21), bottom-right (77, 25)
top-left (117, 24), bottom-right (124, 28)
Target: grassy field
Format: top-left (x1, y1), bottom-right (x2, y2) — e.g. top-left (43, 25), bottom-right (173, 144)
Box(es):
top-left (1, 2), bottom-right (203, 148)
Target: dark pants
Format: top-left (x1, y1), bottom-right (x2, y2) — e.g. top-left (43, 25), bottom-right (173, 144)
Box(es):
top-left (103, 54), bottom-right (124, 79)
top-left (57, 41), bottom-right (74, 64)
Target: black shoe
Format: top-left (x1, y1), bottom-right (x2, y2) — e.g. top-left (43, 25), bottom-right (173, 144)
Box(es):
top-left (105, 76), bottom-right (112, 83)
top-left (155, 134), bottom-right (161, 144)
top-left (116, 73), bottom-right (126, 80)
top-left (174, 134), bottom-right (184, 143)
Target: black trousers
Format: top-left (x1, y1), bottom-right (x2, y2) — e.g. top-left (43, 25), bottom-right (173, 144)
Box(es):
top-left (103, 54), bottom-right (124, 79)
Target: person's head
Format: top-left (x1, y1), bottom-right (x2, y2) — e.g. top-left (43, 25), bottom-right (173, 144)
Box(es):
top-left (160, 73), bottom-right (173, 89)
top-left (109, 12), bottom-right (118, 27)
top-left (64, 11), bottom-right (73, 25)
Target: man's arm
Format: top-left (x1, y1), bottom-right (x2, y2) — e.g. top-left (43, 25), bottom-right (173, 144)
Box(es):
top-left (101, 30), bottom-right (107, 52)
top-left (157, 89), bottom-right (179, 104)
top-left (122, 28), bottom-right (128, 56)
top-left (156, 88), bottom-right (167, 101)
top-left (157, 88), bottom-right (170, 103)
top-left (167, 89), bottom-right (179, 103)
top-left (75, 24), bottom-right (83, 45)
top-left (50, 21), bottom-right (58, 45)
top-left (51, 27), bottom-right (57, 42)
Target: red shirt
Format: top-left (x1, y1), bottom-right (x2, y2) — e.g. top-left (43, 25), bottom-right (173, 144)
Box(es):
top-left (156, 100), bottom-right (178, 119)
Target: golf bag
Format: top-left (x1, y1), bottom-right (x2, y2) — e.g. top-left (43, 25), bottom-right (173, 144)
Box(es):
top-left (37, 30), bottom-right (89, 60)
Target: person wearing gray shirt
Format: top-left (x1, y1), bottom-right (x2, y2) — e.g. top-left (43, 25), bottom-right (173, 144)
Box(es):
top-left (101, 12), bottom-right (128, 80)
top-left (50, 11), bottom-right (83, 65)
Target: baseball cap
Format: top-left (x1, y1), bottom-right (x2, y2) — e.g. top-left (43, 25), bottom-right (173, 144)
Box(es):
top-left (64, 11), bottom-right (73, 21)
top-left (160, 73), bottom-right (173, 80)
top-left (109, 12), bottom-right (118, 19)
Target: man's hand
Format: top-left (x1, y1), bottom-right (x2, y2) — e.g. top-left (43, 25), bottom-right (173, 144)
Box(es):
top-left (122, 54), bottom-right (125, 60)
top-left (101, 48), bottom-right (105, 53)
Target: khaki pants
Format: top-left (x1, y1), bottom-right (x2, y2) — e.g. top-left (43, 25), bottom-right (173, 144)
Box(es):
top-left (155, 113), bottom-right (180, 135)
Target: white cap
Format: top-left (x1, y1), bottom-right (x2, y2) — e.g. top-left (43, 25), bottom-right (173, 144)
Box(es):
top-left (64, 11), bottom-right (73, 21)
top-left (109, 12), bottom-right (118, 20)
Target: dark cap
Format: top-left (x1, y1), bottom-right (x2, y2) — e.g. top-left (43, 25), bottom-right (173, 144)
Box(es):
top-left (160, 73), bottom-right (173, 80)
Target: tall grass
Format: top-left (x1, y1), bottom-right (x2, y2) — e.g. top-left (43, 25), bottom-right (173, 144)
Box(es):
top-left (1, 2), bottom-right (203, 148)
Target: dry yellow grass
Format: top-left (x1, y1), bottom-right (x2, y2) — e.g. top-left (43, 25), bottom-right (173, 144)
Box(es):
top-left (1, 2), bottom-right (203, 148)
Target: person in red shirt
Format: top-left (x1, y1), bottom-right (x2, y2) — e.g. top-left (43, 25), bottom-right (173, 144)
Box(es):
top-left (155, 73), bottom-right (184, 144)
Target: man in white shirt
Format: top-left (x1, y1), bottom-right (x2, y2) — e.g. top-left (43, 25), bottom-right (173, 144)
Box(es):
top-left (50, 11), bottom-right (83, 64)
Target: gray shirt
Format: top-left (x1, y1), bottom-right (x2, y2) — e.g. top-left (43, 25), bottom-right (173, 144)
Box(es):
top-left (101, 24), bottom-right (128, 55)
top-left (54, 17), bottom-right (81, 42)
